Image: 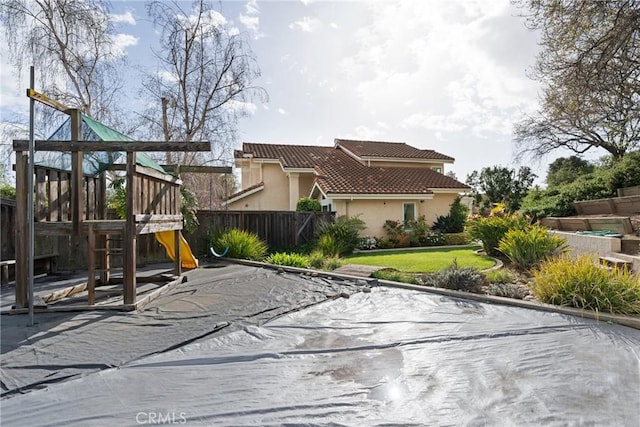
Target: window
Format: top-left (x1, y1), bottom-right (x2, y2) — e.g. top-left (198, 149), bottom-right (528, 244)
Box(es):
top-left (403, 202), bottom-right (416, 223)
top-left (432, 166), bottom-right (442, 174)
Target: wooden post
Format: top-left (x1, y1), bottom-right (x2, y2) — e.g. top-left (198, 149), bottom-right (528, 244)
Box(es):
top-left (70, 110), bottom-right (83, 249)
top-left (14, 151), bottom-right (28, 309)
top-left (87, 225), bottom-right (96, 305)
top-left (123, 152), bottom-right (137, 304)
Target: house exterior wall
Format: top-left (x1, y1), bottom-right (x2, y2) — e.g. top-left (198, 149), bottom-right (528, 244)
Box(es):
top-left (331, 193), bottom-right (460, 238)
top-left (228, 163), bottom-right (290, 210)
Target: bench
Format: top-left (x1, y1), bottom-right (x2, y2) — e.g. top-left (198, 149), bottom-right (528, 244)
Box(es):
top-left (1, 254), bottom-right (59, 284)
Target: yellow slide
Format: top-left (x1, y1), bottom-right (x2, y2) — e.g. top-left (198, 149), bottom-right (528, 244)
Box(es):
top-left (155, 231), bottom-right (199, 269)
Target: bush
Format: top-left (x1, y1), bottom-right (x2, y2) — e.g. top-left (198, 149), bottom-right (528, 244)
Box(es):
top-left (296, 197), bottom-right (321, 212)
top-left (497, 226), bottom-right (568, 270)
top-left (316, 215), bottom-right (366, 256)
top-left (211, 229), bottom-right (268, 261)
top-left (421, 259), bottom-right (487, 292)
top-left (486, 283), bottom-right (527, 299)
top-left (0, 183), bottom-right (16, 199)
top-left (532, 254), bottom-right (640, 315)
top-left (443, 232), bottom-right (470, 246)
top-left (466, 211), bottom-right (529, 256)
top-left (307, 251), bottom-right (326, 268)
top-left (316, 234), bottom-right (342, 257)
top-left (324, 257), bottom-right (343, 271)
top-left (383, 220), bottom-right (409, 247)
top-left (483, 269), bottom-right (515, 284)
top-left (265, 252), bottom-right (309, 268)
top-left (357, 236), bottom-right (379, 250)
top-left (433, 196), bottom-right (468, 233)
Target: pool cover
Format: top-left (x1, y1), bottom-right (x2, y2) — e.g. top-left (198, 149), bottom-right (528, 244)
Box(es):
top-left (2, 284), bottom-right (639, 426)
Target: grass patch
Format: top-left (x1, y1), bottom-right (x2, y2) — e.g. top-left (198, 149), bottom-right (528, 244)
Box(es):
top-left (345, 246), bottom-right (495, 273)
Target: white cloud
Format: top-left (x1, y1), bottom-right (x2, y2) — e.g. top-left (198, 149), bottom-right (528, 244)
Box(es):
top-left (178, 9), bottom-right (227, 34)
top-left (157, 70), bottom-right (178, 83)
top-left (239, 0), bottom-right (263, 39)
top-left (329, 22), bottom-right (339, 29)
top-left (110, 33), bottom-right (138, 57)
top-left (110, 11), bottom-right (136, 26)
top-left (345, 125), bottom-right (384, 141)
top-left (340, 0), bottom-right (539, 140)
top-left (288, 17), bottom-right (321, 33)
top-left (278, 108), bottom-right (287, 115)
top-left (224, 100), bottom-right (257, 114)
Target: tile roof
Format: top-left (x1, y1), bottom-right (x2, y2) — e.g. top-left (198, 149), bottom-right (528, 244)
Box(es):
top-left (234, 140), bottom-right (468, 197)
top-left (335, 139), bottom-right (454, 161)
top-left (314, 150), bottom-right (468, 195)
top-left (237, 143), bottom-right (332, 169)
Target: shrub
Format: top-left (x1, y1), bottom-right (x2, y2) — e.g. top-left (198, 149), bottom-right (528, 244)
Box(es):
top-left (265, 252), bottom-right (309, 268)
top-left (316, 215), bottom-right (366, 256)
top-left (486, 283), bottom-right (527, 299)
top-left (383, 220), bottom-right (409, 247)
top-left (419, 231), bottom-right (446, 246)
top-left (211, 229), bottom-right (268, 261)
top-left (316, 234), bottom-right (343, 257)
top-left (357, 236), bottom-right (378, 250)
top-left (324, 257), bottom-right (343, 271)
top-left (466, 212), bottom-right (529, 256)
top-left (484, 269), bottom-right (515, 284)
top-left (497, 226), bottom-right (568, 270)
top-left (532, 254), bottom-right (640, 315)
top-left (433, 196), bottom-right (468, 233)
top-left (296, 197), bottom-right (321, 212)
top-left (443, 232), bottom-right (470, 246)
top-left (0, 183), bottom-right (16, 199)
top-left (421, 259), bottom-right (487, 292)
top-left (307, 251), bottom-right (326, 268)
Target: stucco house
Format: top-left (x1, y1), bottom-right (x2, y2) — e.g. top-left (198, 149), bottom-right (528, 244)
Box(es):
top-left (226, 139), bottom-right (470, 237)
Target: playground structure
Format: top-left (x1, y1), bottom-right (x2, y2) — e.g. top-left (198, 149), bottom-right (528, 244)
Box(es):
top-left (11, 90), bottom-right (217, 311)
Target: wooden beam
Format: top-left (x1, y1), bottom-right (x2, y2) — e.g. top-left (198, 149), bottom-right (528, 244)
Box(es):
top-left (123, 151), bottom-right (137, 305)
top-left (160, 165), bottom-right (232, 174)
top-left (108, 164), bottom-right (232, 174)
top-left (14, 151), bottom-right (28, 309)
top-left (13, 140), bottom-right (211, 152)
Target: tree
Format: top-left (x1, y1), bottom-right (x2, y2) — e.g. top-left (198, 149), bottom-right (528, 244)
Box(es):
top-left (513, 0), bottom-right (640, 161)
top-left (1, 0), bottom-right (124, 121)
top-left (139, 0), bottom-right (265, 207)
top-left (545, 156), bottom-right (594, 187)
top-left (140, 0), bottom-right (264, 158)
top-left (466, 166), bottom-right (536, 212)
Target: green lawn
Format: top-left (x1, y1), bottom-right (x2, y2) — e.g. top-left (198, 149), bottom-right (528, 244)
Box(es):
top-left (345, 246), bottom-right (496, 273)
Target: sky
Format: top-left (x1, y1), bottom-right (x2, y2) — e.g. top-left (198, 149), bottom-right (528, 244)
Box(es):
top-left (1, 0), bottom-right (552, 184)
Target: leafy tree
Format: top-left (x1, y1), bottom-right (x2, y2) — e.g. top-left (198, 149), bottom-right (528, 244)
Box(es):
top-left (513, 0), bottom-right (640, 161)
top-left (545, 156), bottom-right (594, 187)
top-left (296, 197), bottom-right (321, 212)
top-left (519, 152), bottom-right (640, 218)
top-left (466, 166), bottom-right (536, 213)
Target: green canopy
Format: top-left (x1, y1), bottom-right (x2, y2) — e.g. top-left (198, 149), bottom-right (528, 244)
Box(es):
top-left (36, 114), bottom-right (166, 175)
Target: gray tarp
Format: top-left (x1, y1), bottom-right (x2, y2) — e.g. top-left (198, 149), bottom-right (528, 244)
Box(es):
top-left (2, 268), bottom-right (639, 426)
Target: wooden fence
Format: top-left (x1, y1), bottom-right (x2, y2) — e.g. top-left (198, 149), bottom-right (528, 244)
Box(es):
top-left (1, 201), bottom-right (335, 270)
top-left (185, 210), bottom-right (335, 255)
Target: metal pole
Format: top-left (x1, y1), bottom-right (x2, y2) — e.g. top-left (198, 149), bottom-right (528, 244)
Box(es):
top-left (27, 66), bottom-right (35, 326)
